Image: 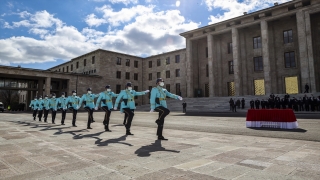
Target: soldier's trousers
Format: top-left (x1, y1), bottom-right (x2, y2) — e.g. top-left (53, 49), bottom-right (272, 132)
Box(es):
top-left (154, 106), bottom-right (170, 137)
top-left (60, 109), bottom-right (67, 124)
top-left (43, 109), bottom-right (49, 122)
top-left (33, 110), bottom-right (38, 119)
top-left (71, 108), bottom-right (77, 125)
top-left (84, 107), bottom-right (94, 128)
top-left (123, 108), bottom-right (134, 131)
top-left (123, 109), bottom-right (134, 125)
top-left (38, 109), bottom-right (43, 121)
top-left (51, 110), bottom-right (57, 123)
top-left (101, 106), bottom-right (111, 130)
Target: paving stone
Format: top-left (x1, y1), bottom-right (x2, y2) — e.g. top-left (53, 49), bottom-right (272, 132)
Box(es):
top-left (265, 164), bottom-right (296, 175)
top-left (175, 159), bottom-right (213, 170)
top-left (289, 169), bottom-right (320, 180)
top-left (237, 159), bottom-right (272, 170)
top-left (191, 161), bottom-right (230, 175)
top-left (91, 171), bottom-right (131, 180)
top-left (0, 168), bottom-right (17, 178)
top-left (2, 170), bottom-right (56, 180)
top-left (210, 164), bottom-right (254, 179)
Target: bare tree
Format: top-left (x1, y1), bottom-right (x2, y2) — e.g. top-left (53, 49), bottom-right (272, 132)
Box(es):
top-left (0, 90), bottom-right (19, 108)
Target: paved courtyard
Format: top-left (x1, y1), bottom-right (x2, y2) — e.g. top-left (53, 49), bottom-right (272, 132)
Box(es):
top-left (0, 111), bottom-right (320, 179)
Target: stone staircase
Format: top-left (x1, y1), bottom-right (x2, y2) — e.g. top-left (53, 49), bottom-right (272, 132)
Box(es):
top-left (137, 92), bottom-right (320, 113)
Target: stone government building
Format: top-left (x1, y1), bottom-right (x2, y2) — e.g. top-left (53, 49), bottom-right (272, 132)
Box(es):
top-left (1, 0), bottom-right (319, 109)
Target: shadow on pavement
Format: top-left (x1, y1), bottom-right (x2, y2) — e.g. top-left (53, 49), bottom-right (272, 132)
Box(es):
top-left (134, 140), bottom-right (180, 157)
top-left (93, 135), bottom-right (133, 147)
top-left (248, 127), bottom-right (307, 133)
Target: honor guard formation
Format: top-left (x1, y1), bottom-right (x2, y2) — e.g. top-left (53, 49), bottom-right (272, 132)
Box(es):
top-left (28, 80), bottom-right (183, 140)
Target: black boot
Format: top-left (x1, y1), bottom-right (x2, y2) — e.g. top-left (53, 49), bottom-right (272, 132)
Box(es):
top-left (126, 130), bottom-right (133, 135)
top-left (158, 136), bottom-right (168, 140)
top-left (44, 118), bottom-right (47, 123)
top-left (87, 126), bottom-right (92, 129)
top-left (39, 118), bottom-right (42, 122)
top-left (33, 116), bottom-right (36, 120)
top-left (105, 125), bottom-right (111, 132)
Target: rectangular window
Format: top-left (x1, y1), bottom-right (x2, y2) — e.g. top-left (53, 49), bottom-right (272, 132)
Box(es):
top-left (116, 57), bottom-right (121, 65)
top-left (134, 60), bottom-right (138, 68)
top-left (125, 72), bottom-right (130, 80)
top-left (228, 42), bottom-right (233, 54)
top-left (166, 57), bottom-right (170, 64)
top-left (126, 59), bottom-right (130, 66)
top-left (175, 69), bottom-right (180, 77)
top-left (148, 73), bottom-right (152, 80)
top-left (92, 56), bottom-right (95, 64)
top-left (176, 83), bottom-right (181, 95)
top-left (175, 55), bottom-right (180, 63)
top-left (157, 72), bottom-right (161, 78)
top-left (84, 59), bottom-right (86, 66)
top-left (134, 86), bottom-right (138, 99)
top-left (63, 67), bottom-right (65, 72)
top-left (284, 52), bottom-right (296, 68)
top-left (283, 30), bottom-right (293, 44)
top-left (59, 69), bottom-right (60, 72)
top-left (206, 47), bottom-right (208, 58)
top-left (253, 37), bottom-right (262, 49)
top-left (254, 56), bottom-right (263, 71)
top-left (76, 62), bottom-right (79, 69)
top-left (157, 59), bottom-right (161, 66)
top-left (71, 64), bottom-right (73, 71)
top-left (134, 73), bottom-right (138, 80)
top-left (206, 64), bottom-right (208, 77)
top-left (149, 61), bottom-right (152, 68)
top-left (67, 66), bottom-right (69, 72)
top-left (116, 85), bottom-right (121, 94)
top-left (229, 61), bottom-right (234, 74)
top-left (166, 84), bottom-right (170, 92)
top-left (116, 71), bottom-right (121, 79)
top-left (166, 70), bottom-right (170, 78)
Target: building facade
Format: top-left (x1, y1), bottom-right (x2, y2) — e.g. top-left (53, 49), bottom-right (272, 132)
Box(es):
top-left (180, 0), bottom-right (320, 97)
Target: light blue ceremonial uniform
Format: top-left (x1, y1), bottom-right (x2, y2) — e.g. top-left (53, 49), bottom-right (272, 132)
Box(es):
top-left (67, 95), bottom-right (80, 110)
top-left (43, 98), bottom-right (51, 110)
top-left (49, 97), bottom-right (59, 111)
top-left (37, 99), bottom-right (45, 110)
top-left (96, 91), bottom-right (118, 109)
top-left (57, 96), bottom-right (69, 110)
top-left (150, 86), bottom-right (179, 110)
top-left (29, 100), bottom-right (38, 110)
top-left (79, 93), bottom-right (98, 109)
top-left (114, 90), bottom-right (146, 110)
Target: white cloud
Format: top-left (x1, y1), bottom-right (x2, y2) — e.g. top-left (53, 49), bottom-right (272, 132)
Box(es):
top-left (86, 5), bottom-right (154, 27)
top-left (109, 0), bottom-right (138, 5)
top-left (205, 0), bottom-right (291, 24)
top-left (0, 7), bottom-right (198, 66)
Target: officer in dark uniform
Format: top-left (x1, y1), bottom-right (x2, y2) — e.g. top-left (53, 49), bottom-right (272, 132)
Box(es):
top-left (241, 98), bottom-right (245, 109)
top-left (150, 78), bottom-right (182, 140)
top-left (255, 98), bottom-right (260, 109)
top-left (250, 99), bottom-right (254, 109)
top-left (261, 99), bottom-right (266, 109)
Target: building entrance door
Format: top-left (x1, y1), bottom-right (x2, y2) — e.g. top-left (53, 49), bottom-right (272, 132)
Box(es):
top-left (227, 82), bottom-right (235, 96)
top-left (254, 79), bottom-right (265, 95)
top-left (285, 76), bottom-right (298, 94)
top-left (204, 84), bottom-right (209, 97)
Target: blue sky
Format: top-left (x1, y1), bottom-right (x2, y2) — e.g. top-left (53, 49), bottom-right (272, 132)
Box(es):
top-left (0, 0), bottom-right (290, 70)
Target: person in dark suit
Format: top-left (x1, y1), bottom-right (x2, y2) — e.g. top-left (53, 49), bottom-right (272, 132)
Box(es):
top-left (304, 83), bottom-right (309, 93)
top-left (182, 101), bottom-right (187, 113)
top-left (241, 98), bottom-right (245, 109)
top-left (255, 99), bottom-right (260, 109)
top-left (250, 99), bottom-right (254, 109)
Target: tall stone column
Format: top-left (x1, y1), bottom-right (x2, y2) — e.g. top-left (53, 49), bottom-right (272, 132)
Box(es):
top-left (44, 77), bottom-right (51, 96)
top-left (186, 39), bottom-right (194, 97)
top-left (232, 28), bottom-right (241, 96)
top-left (38, 79), bottom-right (44, 97)
top-left (296, 10), bottom-right (316, 92)
top-left (261, 20), bottom-right (271, 95)
top-left (207, 34), bottom-right (215, 97)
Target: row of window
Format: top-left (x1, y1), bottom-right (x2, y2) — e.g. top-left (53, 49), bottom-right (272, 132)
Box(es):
top-left (148, 55), bottom-right (180, 68)
top-left (83, 69), bottom-right (96, 75)
top-left (116, 58), bottom-right (139, 68)
top-left (114, 84), bottom-right (181, 96)
top-left (115, 70), bottom-right (181, 80)
top-left (57, 56), bottom-right (95, 72)
top-left (148, 69), bottom-right (180, 80)
top-left (225, 51), bottom-right (296, 74)
top-left (206, 30), bottom-right (294, 57)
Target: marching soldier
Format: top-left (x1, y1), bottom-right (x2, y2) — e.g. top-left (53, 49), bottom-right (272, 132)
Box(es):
top-left (43, 95), bottom-right (51, 123)
top-left (79, 88), bottom-right (98, 129)
top-left (114, 82), bottom-right (149, 135)
top-left (67, 90), bottom-right (80, 127)
top-left (37, 96), bottom-right (44, 121)
top-left (95, 85), bottom-right (118, 132)
top-left (29, 96), bottom-right (38, 120)
top-left (49, 93), bottom-right (58, 124)
top-left (57, 92), bottom-right (68, 125)
top-left (150, 78), bottom-right (182, 140)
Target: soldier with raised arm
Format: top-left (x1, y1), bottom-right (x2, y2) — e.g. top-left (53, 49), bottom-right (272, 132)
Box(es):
top-left (114, 82), bottom-right (149, 135)
top-left (95, 85), bottom-right (118, 132)
top-left (150, 78), bottom-right (183, 140)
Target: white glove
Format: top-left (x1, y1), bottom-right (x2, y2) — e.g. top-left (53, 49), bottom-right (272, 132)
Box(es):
top-left (144, 90), bottom-right (150, 93)
top-left (114, 108), bottom-right (117, 110)
top-left (150, 109), bottom-right (154, 112)
top-left (178, 96), bottom-right (183, 100)
top-left (94, 107), bottom-right (98, 110)
top-left (76, 106), bottom-right (79, 110)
